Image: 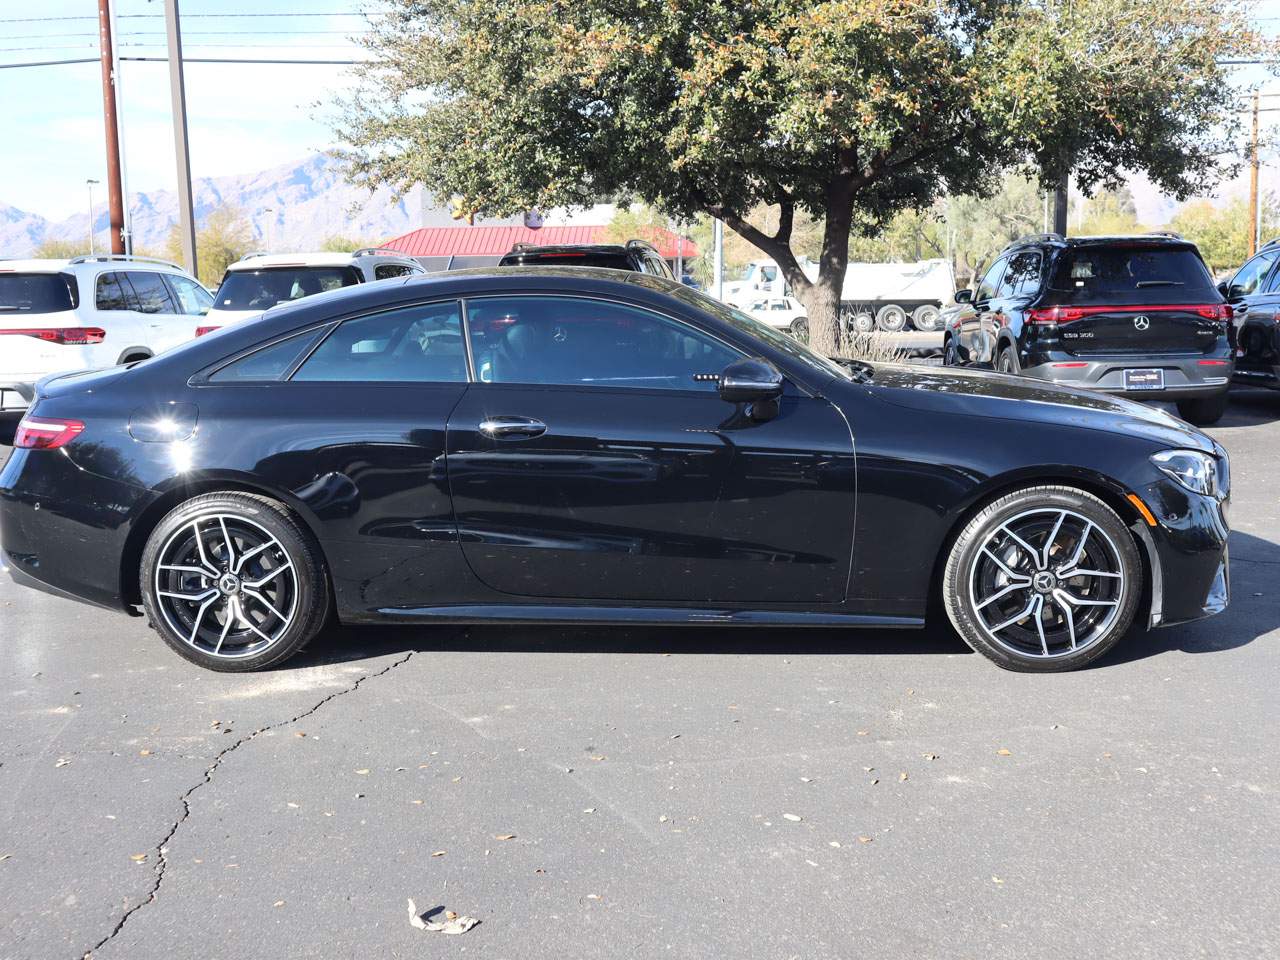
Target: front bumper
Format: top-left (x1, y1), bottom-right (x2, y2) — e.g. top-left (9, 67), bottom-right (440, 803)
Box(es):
top-left (1023, 356), bottom-right (1231, 401)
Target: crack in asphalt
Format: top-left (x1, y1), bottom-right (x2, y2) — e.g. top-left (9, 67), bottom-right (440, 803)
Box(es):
top-left (80, 650), bottom-right (416, 960)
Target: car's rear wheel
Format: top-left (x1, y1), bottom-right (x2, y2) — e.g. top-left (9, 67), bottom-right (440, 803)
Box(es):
top-left (997, 345), bottom-right (1020, 373)
top-left (789, 317), bottom-right (809, 343)
top-left (942, 485), bottom-right (1142, 672)
top-left (140, 492), bottom-right (330, 672)
top-left (1176, 392), bottom-right (1228, 426)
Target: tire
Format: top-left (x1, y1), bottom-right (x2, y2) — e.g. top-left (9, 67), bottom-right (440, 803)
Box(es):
top-left (851, 311), bottom-right (875, 333)
top-left (875, 304), bottom-right (908, 332)
top-left (912, 304), bottom-right (941, 332)
top-left (140, 491), bottom-right (331, 672)
top-left (942, 485), bottom-right (1142, 672)
top-left (789, 317), bottom-right (809, 344)
top-left (942, 336), bottom-right (960, 366)
top-left (996, 344), bottom-right (1020, 374)
top-left (1176, 392), bottom-right (1228, 426)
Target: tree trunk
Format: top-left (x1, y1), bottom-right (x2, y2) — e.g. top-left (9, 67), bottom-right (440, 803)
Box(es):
top-left (796, 277), bottom-right (843, 357)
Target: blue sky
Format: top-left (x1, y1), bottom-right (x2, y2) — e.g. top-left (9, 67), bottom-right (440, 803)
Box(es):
top-left (1, 1), bottom-right (1279, 222)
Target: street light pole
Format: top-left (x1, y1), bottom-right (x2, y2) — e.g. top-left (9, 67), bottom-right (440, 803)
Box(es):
top-left (86, 179), bottom-right (100, 254)
top-left (165, 0), bottom-right (198, 277)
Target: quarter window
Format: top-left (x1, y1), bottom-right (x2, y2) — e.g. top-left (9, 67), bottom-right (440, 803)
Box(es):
top-left (210, 329), bottom-right (324, 382)
top-left (1003, 252), bottom-right (1043, 297)
top-left (292, 302), bottom-right (467, 383)
top-left (95, 272), bottom-right (136, 311)
top-left (464, 295), bottom-right (741, 391)
top-left (126, 271), bottom-right (177, 314)
top-left (374, 263), bottom-right (417, 280)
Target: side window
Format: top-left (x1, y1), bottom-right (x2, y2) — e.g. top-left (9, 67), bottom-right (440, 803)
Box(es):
top-left (126, 271), bottom-right (178, 314)
top-left (976, 257), bottom-right (1008, 301)
top-left (209, 329), bottom-right (325, 382)
top-left (1230, 251), bottom-right (1279, 297)
top-left (374, 263), bottom-right (415, 280)
top-left (167, 275), bottom-right (213, 316)
top-left (465, 295), bottom-right (741, 392)
top-left (1003, 252), bottom-right (1043, 297)
top-left (647, 254), bottom-right (672, 278)
top-left (95, 272), bottom-right (136, 311)
top-left (292, 302), bottom-right (466, 383)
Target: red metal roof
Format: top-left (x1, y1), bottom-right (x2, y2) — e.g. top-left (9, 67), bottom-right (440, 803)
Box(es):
top-left (380, 224), bottom-right (699, 260)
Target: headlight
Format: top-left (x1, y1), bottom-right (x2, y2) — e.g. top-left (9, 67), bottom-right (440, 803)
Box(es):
top-left (1151, 449), bottom-right (1219, 497)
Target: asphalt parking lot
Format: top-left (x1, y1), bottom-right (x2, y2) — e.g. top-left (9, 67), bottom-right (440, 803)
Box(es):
top-left (2, 391), bottom-right (1278, 960)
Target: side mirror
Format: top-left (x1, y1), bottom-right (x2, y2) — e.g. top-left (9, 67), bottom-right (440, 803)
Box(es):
top-left (954, 289), bottom-right (973, 304)
top-left (1217, 281), bottom-right (1231, 298)
top-left (719, 357), bottom-right (784, 404)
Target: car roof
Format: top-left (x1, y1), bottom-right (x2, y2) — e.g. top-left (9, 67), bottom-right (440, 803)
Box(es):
top-left (0, 255), bottom-right (188, 274)
top-left (0, 258), bottom-right (71, 273)
top-left (227, 250), bottom-right (419, 271)
top-left (503, 244), bottom-right (633, 257)
top-left (1002, 233), bottom-right (1195, 255)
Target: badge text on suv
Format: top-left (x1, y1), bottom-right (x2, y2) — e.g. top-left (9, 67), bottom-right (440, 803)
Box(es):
top-left (944, 234), bottom-right (1233, 424)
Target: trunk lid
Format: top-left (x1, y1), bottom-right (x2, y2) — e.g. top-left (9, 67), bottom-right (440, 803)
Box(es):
top-left (1056, 304), bottom-right (1225, 356)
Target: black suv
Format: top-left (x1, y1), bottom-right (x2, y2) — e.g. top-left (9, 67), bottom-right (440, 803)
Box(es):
top-left (1220, 238), bottom-right (1280, 391)
top-left (498, 239), bottom-right (674, 278)
top-left (944, 234), bottom-right (1233, 424)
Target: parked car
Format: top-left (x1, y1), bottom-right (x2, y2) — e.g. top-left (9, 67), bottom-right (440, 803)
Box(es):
top-left (1218, 238), bottom-right (1280, 390)
top-left (0, 254), bottom-right (213, 410)
top-left (498, 239), bottom-right (674, 278)
top-left (943, 234), bottom-right (1233, 425)
top-left (202, 248), bottom-right (425, 334)
top-left (745, 295), bottom-right (808, 338)
top-left (2, 268), bottom-right (1229, 674)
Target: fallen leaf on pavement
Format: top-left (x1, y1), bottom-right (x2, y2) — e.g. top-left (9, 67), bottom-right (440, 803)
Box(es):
top-left (355, 769), bottom-right (370, 776)
top-left (494, 834), bottom-right (516, 840)
top-left (828, 841), bottom-right (842, 848)
top-left (992, 876), bottom-right (1004, 884)
top-left (273, 900), bottom-right (285, 908)
top-left (130, 853), bottom-right (147, 862)
top-left (996, 749), bottom-right (1012, 757)
top-left (431, 851), bottom-right (446, 857)
top-left (783, 813), bottom-right (802, 822)
top-left (858, 836), bottom-right (873, 844)
top-left (899, 772), bottom-right (908, 782)
top-left (55, 758), bottom-right (71, 768)
top-left (139, 750), bottom-right (152, 757)
top-left (856, 730), bottom-right (869, 736)
top-left (407, 899), bottom-right (478, 935)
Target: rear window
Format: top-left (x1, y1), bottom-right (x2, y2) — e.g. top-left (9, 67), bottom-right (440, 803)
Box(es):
top-left (498, 252), bottom-right (634, 270)
top-left (0, 273), bottom-right (78, 314)
top-left (213, 266), bottom-right (361, 311)
top-left (1048, 246), bottom-right (1217, 305)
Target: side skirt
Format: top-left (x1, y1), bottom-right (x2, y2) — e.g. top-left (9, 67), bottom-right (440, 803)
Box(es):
top-left (368, 604), bottom-right (924, 629)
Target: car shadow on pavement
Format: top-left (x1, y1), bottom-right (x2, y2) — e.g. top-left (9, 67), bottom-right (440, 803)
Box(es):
top-left (1215, 388), bottom-right (1280, 427)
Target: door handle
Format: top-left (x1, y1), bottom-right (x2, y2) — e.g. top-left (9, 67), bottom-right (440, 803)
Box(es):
top-left (479, 416), bottom-right (547, 440)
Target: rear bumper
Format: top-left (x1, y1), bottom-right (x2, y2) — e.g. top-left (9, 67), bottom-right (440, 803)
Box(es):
top-left (1022, 356), bottom-right (1231, 401)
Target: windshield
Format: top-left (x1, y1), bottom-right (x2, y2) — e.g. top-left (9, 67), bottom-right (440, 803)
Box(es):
top-left (673, 286), bottom-right (855, 383)
top-left (214, 266), bottom-right (361, 311)
top-left (1048, 246), bottom-right (1217, 305)
top-left (500, 252), bottom-right (633, 270)
top-left (0, 272), bottom-right (77, 314)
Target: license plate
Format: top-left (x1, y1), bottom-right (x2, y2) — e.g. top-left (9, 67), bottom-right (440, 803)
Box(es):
top-left (1124, 368), bottom-right (1165, 391)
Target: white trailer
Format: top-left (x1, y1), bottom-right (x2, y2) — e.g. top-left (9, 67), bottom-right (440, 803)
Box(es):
top-left (724, 257), bottom-right (955, 331)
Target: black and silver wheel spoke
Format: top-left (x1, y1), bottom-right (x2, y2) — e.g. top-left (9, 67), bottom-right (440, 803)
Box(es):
top-left (154, 513), bottom-right (298, 660)
top-left (969, 507), bottom-right (1125, 660)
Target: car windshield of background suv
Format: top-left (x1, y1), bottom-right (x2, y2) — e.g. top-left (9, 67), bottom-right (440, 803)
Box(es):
top-left (1047, 247), bottom-right (1218, 306)
top-left (214, 266), bottom-right (361, 310)
top-left (0, 273), bottom-right (76, 313)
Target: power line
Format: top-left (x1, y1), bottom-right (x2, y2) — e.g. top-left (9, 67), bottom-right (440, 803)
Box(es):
top-left (0, 12), bottom-right (373, 23)
top-left (0, 56), bottom-right (364, 70)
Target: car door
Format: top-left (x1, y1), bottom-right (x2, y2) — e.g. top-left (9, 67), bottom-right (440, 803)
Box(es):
top-left (123, 270), bottom-right (184, 355)
top-left (91, 270), bottom-right (149, 362)
top-left (163, 273), bottom-right (215, 345)
top-left (445, 293), bottom-right (856, 604)
top-left (999, 251), bottom-right (1043, 351)
top-left (1227, 249), bottom-right (1280, 376)
top-left (959, 256), bottom-right (1008, 364)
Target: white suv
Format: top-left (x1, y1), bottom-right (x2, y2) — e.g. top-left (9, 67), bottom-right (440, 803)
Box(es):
top-left (0, 254), bottom-right (213, 410)
top-left (202, 248), bottom-right (426, 333)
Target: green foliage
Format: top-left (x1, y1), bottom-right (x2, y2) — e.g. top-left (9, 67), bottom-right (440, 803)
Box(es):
top-left (1077, 188), bottom-right (1145, 237)
top-left (336, 0), bottom-right (1259, 353)
top-left (1171, 196), bottom-right (1280, 274)
top-left (32, 238), bottom-right (84, 259)
top-left (320, 235), bottom-right (379, 253)
top-left (164, 206), bottom-right (254, 288)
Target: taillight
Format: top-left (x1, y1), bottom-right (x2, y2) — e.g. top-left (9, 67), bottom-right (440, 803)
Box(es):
top-left (0, 327), bottom-right (106, 344)
top-left (1197, 359), bottom-right (1230, 365)
top-left (195, 325), bottom-right (221, 337)
top-left (13, 416), bottom-right (85, 449)
top-left (1194, 304), bottom-right (1232, 321)
top-left (1027, 306), bottom-right (1085, 324)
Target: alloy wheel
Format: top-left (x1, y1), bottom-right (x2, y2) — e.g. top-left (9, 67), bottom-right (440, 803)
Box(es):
top-left (967, 507), bottom-right (1125, 659)
top-left (153, 512), bottom-right (299, 659)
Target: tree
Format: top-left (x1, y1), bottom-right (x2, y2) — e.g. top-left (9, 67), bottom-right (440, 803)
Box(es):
top-left (337, 0), bottom-right (1258, 356)
top-left (33, 238), bottom-right (83, 259)
top-left (1171, 196), bottom-right (1280, 274)
top-left (1077, 188), bottom-right (1145, 237)
top-left (165, 206), bottom-right (254, 288)
top-left (321, 234), bottom-right (380, 253)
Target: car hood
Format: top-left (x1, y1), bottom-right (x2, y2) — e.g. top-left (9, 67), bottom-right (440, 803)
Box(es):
top-left (861, 363), bottom-right (1217, 454)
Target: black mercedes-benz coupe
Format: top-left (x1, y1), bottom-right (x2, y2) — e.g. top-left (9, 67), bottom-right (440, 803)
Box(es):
top-left (0, 268), bottom-right (1230, 673)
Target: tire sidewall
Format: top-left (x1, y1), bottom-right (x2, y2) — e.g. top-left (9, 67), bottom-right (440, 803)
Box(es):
top-left (140, 492), bottom-right (327, 672)
top-left (943, 486), bottom-right (1142, 672)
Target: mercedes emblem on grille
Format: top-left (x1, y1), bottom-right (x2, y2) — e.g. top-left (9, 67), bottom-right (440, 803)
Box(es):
top-left (1133, 315), bottom-right (1151, 330)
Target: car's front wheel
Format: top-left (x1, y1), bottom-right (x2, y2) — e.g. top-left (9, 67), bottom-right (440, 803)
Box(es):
top-left (140, 491), bottom-right (331, 671)
top-left (942, 485), bottom-right (1142, 672)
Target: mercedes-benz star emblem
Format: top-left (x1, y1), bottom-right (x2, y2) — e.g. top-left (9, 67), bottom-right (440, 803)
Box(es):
top-left (1133, 315), bottom-right (1150, 331)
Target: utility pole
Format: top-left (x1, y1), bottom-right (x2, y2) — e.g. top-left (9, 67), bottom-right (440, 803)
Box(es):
top-left (107, 0), bottom-right (132, 254)
top-left (96, 0), bottom-right (126, 255)
top-left (165, 0), bottom-right (198, 277)
top-left (1249, 91), bottom-right (1261, 258)
top-left (86, 179), bottom-right (100, 253)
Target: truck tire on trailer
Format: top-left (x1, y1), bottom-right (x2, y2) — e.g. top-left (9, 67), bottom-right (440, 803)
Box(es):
top-left (851, 311), bottom-right (875, 333)
top-left (875, 304), bottom-right (908, 332)
top-left (912, 304), bottom-right (941, 332)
